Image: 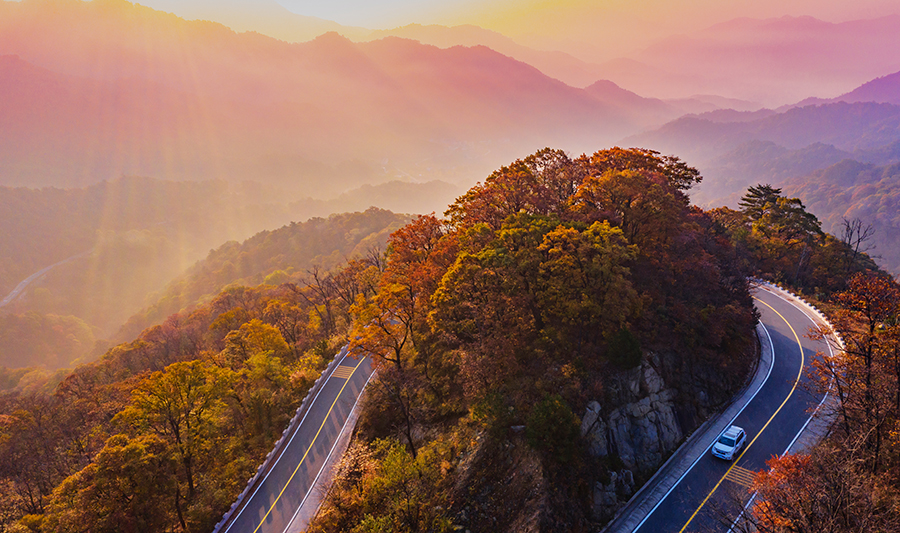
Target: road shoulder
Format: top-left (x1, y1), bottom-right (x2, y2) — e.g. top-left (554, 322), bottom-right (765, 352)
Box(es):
top-left (601, 319), bottom-right (774, 533)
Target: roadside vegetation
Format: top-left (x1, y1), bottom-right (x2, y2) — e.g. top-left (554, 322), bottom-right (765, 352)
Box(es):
top-left (707, 185), bottom-right (900, 531)
top-left (311, 147), bottom-right (765, 531)
top-left (0, 219), bottom-right (394, 532)
top-left (0, 148), bottom-right (890, 533)
top-left (728, 272), bottom-right (900, 532)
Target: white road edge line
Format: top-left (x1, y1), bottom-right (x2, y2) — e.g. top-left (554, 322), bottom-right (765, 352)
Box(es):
top-left (282, 362), bottom-right (377, 533)
top-left (632, 301), bottom-right (776, 532)
top-left (223, 346), bottom-right (351, 533)
top-left (726, 286), bottom-right (837, 533)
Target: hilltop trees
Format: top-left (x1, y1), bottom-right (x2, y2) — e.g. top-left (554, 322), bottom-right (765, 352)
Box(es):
top-left (713, 183), bottom-right (878, 292)
top-left (326, 147), bottom-right (757, 532)
top-left (353, 148), bottom-right (752, 425)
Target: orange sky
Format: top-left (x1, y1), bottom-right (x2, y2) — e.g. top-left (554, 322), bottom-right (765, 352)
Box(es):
top-left (438, 0), bottom-right (900, 59)
top-left (276, 0), bottom-right (900, 60)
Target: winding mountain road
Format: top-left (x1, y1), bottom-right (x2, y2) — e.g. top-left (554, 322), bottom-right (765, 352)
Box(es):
top-left (625, 283), bottom-right (833, 532)
top-left (0, 251), bottom-right (90, 308)
top-left (220, 282), bottom-right (833, 533)
top-left (216, 348), bottom-right (374, 533)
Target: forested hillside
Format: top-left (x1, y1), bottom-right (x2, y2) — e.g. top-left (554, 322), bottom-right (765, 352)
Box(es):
top-left (0, 177), bottom-right (453, 372)
top-left (0, 246), bottom-right (387, 531)
top-left (0, 148), bottom-right (886, 533)
top-left (310, 152), bottom-right (882, 531)
top-left (117, 208), bottom-right (409, 342)
top-left (782, 160), bottom-right (900, 275)
top-left (310, 148), bottom-right (762, 531)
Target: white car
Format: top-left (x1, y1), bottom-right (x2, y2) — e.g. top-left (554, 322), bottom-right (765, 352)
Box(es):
top-left (712, 425), bottom-right (746, 460)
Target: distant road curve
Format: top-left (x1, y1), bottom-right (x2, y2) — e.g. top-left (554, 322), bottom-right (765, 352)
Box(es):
top-left (0, 251), bottom-right (91, 309)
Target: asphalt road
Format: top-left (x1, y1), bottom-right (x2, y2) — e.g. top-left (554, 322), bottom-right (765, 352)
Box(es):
top-left (632, 285), bottom-right (831, 533)
top-left (219, 349), bottom-right (374, 533)
top-left (0, 250), bottom-right (90, 308)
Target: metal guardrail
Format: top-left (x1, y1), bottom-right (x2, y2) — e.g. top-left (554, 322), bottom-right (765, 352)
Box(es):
top-left (211, 345), bottom-right (348, 533)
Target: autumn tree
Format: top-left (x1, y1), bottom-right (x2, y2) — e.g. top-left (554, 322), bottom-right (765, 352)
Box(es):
top-left (839, 217), bottom-right (877, 278)
top-left (577, 146), bottom-right (702, 191)
top-left (40, 434), bottom-right (175, 533)
top-left (445, 148), bottom-right (581, 230)
top-left (0, 395), bottom-right (71, 517)
top-left (349, 215), bottom-right (455, 456)
top-left (570, 169), bottom-right (688, 248)
top-left (116, 361), bottom-right (228, 529)
top-left (745, 447), bottom-right (900, 533)
top-left (810, 272), bottom-right (900, 472)
top-left (309, 439), bottom-right (451, 533)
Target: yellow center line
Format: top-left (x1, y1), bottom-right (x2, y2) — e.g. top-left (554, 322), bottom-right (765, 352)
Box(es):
top-left (251, 357), bottom-right (363, 533)
top-left (678, 297), bottom-right (804, 532)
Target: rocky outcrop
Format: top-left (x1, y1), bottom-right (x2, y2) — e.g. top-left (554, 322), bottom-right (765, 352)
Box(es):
top-left (582, 361), bottom-right (683, 472)
top-left (582, 360), bottom-right (684, 519)
top-left (592, 469), bottom-right (635, 520)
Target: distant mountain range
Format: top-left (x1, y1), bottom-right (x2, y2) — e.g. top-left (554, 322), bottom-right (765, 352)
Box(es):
top-left (5, 0), bottom-right (900, 276)
top-left (630, 98), bottom-right (900, 209)
top-left (3, 0), bottom-right (782, 193)
top-left (627, 15), bottom-right (900, 104)
top-left (131, 1), bottom-right (900, 105)
top-left (783, 160), bottom-right (900, 275)
top-left (368, 15), bottom-right (900, 105)
top-left (630, 102), bottom-right (900, 166)
top-left (130, 0), bottom-right (372, 42)
top-left (0, 0), bottom-right (701, 191)
top-left (621, 68), bottom-right (900, 275)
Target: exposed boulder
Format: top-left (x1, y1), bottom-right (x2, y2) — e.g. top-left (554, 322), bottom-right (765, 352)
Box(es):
top-left (591, 469), bottom-right (636, 521)
top-left (581, 361), bottom-right (684, 472)
top-left (584, 360), bottom-right (685, 521)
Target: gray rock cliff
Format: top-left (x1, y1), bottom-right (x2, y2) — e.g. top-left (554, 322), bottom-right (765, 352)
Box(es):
top-left (581, 360), bottom-right (684, 519)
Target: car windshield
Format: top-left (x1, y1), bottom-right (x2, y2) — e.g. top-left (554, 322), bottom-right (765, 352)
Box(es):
top-left (718, 436), bottom-right (736, 447)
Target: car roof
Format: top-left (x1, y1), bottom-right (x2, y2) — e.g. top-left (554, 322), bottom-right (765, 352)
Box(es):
top-left (723, 425), bottom-right (744, 439)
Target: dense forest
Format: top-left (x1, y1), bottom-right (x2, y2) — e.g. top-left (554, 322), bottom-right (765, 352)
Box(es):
top-left (0, 177), bottom-right (437, 373)
top-left (306, 150), bottom-right (883, 532)
top-left (0, 148), bottom-right (889, 532)
top-left (0, 253), bottom-right (386, 531)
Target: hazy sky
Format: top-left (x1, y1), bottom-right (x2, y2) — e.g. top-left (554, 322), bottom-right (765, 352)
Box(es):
top-left (276, 0), bottom-right (900, 28)
top-left (275, 0), bottom-right (900, 59)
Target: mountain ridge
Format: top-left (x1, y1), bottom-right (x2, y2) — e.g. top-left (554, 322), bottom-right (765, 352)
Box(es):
top-left (0, 0), bottom-right (641, 189)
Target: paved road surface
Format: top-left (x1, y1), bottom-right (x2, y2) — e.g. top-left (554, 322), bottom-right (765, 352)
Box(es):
top-left (630, 285), bottom-right (832, 532)
top-left (219, 349), bottom-right (374, 533)
top-left (0, 251), bottom-right (90, 308)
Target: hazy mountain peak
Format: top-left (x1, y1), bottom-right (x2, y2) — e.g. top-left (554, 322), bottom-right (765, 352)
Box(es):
top-left (311, 31), bottom-right (354, 45)
top-left (837, 70), bottom-right (900, 105)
